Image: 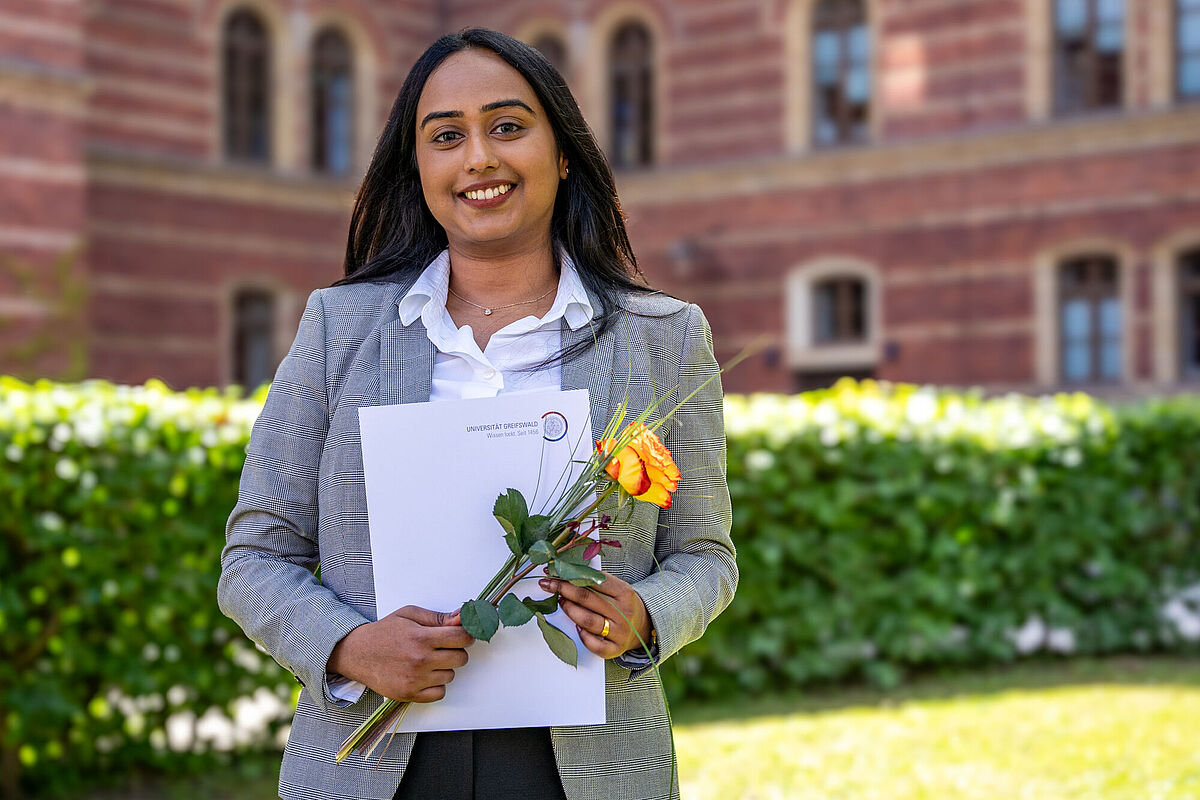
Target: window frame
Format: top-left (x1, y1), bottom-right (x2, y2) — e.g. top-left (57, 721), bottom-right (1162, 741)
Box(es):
top-left (1056, 253), bottom-right (1123, 384)
top-left (1051, 0), bottom-right (1127, 115)
top-left (310, 26), bottom-right (355, 176)
top-left (1178, 247), bottom-right (1200, 378)
top-left (811, 0), bottom-right (871, 148)
top-left (1177, 0), bottom-right (1200, 101)
top-left (608, 21), bottom-right (655, 170)
top-left (221, 8), bottom-right (273, 164)
top-left (231, 287), bottom-right (278, 389)
top-left (812, 275), bottom-right (868, 345)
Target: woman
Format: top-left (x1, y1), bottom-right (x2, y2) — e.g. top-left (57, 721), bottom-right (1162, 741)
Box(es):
top-left (217, 28), bottom-right (735, 800)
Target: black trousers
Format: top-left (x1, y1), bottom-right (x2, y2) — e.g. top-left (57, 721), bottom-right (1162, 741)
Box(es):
top-left (393, 728), bottom-right (567, 800)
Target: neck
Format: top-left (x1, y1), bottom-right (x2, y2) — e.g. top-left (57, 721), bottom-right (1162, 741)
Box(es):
top-left (446, 239), bottom-right (559, 306)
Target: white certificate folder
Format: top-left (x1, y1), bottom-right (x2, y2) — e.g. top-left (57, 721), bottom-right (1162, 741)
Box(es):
top-left (358, 388), bottom-right (606, 732)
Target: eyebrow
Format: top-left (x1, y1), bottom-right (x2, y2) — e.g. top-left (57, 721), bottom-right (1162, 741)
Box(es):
top-left (419, 99), bottom-right (536, 130)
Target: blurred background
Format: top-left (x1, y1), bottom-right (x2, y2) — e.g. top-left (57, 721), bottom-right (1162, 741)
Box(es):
top-left (3, 0), bottom-right (1199, 395)
top-left (3, 1), bottom-right (1200, 799)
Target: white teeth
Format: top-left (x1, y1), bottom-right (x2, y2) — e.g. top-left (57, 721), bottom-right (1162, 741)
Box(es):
top-left (465, 184), bottom-right (513, 200)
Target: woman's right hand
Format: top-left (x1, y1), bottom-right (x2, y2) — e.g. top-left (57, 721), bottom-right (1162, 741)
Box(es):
top-left (328, 605), bottom-right (474, 703)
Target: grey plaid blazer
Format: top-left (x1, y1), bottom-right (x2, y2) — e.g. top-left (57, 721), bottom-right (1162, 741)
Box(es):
top-left (217, 277), bottom-right (736, 800)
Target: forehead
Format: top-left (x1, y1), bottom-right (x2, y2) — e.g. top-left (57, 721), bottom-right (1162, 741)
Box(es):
top-left (417, 49), bottom-right (544, 117)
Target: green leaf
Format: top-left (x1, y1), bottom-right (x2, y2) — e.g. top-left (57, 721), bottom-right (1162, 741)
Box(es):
top-left (547, 558), bottom-right (607, 587)
top-left (494, 490), bottom-right (528, 555)
top-left (520, 514), bottom-right (554, 551)
top-left (460, 599), bottom-right (500, 642)
top-left (522, 594), bottom-right (560, 615)
top-left (528, 540), bottom-right (556, 565)
top-left (536, 613), bottom-right (577, 668)
top-left (498, 593), bottom-right (534, 627)
top-left (556, 541), bottom-right (587, 566)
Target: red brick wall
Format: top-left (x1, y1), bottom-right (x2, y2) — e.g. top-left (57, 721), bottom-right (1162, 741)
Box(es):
top-left (2, 0), bottom-right (1199, 393)
top-left (0, 0), bottom-right (89, 380)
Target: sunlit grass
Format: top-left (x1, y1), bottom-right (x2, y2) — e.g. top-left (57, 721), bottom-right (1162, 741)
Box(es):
top-left (674, 657), bottom-right (1200, 800)
top-left (85, 657), bottom-right (1200, 799)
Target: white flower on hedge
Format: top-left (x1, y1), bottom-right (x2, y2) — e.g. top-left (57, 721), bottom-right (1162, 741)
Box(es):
top-left (934, 454), bottom-right (954, 474)
top-left (813, 400), bottom-right (838, 426)
top-left (5, 444), bottom-right (22, 462)
top-left (1163, 596), bottom-right (1200, 642)
top-left (1008, 614), bottom-right (1045, 654)
top-left (905, 391), bottom-right (938, 426)
top-left (1046, 627), bottom-right (1076, 653)
top-left (38, 511), bottom-right (64, 532)
top-left (80, 470), bottom-right (98, 491)
top-left (745, 450), bottom-right (775, 472)
top-left (819, 426), bottom-right (840, 447)
top-left (55, 458), bottom-right (80, 481)
top-left (51, 421), bottom-right (72, 445)
top-left (74, 414), bottom-right (105, 447)
top-left (1061, 447), bottom-right (1083, 468)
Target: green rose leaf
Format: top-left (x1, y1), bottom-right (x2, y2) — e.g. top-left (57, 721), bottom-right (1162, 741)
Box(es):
top-left (520, 514), bottom-right (555, 551)
top-left (498, 593), bottom-right (535, 627)
top-left (556, 541), bottom-right (587, 566)
top-left (522, 594), bottom-right (560, 615)
top-left (547, 558), bottom-right (607, 587)
top-left (527, 540), bottom-right (556, 565)
top-left (460, 599), bottom-right (500, 642)
top-left (536, 613), bottom-right (577, 668)
top-left (494, 490), bottom-right (529, 556)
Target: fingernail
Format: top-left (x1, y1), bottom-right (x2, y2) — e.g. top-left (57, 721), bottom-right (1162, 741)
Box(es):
top-left (539, 579), bottom-right (552, 590)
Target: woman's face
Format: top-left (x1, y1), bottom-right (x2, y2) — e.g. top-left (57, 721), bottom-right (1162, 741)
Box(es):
top-left (414, 48), bottom-right (567, 254)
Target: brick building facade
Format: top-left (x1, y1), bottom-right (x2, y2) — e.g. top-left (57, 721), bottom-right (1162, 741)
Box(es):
top-left (2, 0), bottom-right (1198, 394)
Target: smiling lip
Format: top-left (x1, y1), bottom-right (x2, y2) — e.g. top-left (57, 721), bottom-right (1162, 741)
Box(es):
top-left (458, 181), bottom-right (515, 208)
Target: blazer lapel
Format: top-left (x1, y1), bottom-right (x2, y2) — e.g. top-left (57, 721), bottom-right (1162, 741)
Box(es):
top-left (560, 318), bottom-right (615, 443)
top-left (377, 277), bottom-right (435, 405)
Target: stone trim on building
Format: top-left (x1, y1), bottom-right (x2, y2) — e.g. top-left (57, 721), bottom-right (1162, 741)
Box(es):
top-left (785, 255), bottom-right (881, 372)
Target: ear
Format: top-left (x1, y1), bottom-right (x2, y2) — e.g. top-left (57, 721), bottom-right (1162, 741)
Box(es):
top-left (558, 153), bottom-right (569, 180)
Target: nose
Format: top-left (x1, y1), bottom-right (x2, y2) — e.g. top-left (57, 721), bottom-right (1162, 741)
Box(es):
top-left (464, 133), bottom-right (499, 174)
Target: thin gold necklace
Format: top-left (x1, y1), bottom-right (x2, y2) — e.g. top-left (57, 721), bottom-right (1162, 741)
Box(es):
top-left (447, 283), bottom-right (556, 316)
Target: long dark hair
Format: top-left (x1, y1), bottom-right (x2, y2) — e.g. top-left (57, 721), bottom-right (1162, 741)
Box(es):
top-left (335, 28), bottom-right (652, 346)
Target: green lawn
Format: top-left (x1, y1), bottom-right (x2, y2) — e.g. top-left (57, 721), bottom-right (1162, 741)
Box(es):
top-left (673, 656), bottom-right (1200, 800)
top-left (88, 656), bottom-right (1200, 799)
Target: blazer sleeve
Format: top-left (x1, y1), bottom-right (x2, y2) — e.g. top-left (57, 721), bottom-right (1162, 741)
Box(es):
top-left (217, 289), bottom-right (372, 714)
top-left (624, 304), bottom-right (737, 671)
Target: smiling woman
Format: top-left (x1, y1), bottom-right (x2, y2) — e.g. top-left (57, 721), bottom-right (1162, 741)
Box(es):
top-left (217, 27), bottom-right (736, 800)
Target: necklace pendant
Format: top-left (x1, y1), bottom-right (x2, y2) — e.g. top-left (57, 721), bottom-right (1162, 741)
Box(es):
top-left (484, 308), bottom-right (493, 316)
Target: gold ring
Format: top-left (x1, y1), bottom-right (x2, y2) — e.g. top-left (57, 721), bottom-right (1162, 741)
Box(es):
top-left (600, 618), bottom-right (610, 638)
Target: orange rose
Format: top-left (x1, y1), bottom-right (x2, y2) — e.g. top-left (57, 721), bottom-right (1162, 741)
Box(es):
top-left (596, 423), bottom-right (681, 509)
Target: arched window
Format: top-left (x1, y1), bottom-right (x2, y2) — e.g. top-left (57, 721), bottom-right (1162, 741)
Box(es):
top-left (1179, 248), bottom-right (1200, 377)
top-left (222, 9), bottom-right (271, 163)
top-left (1058, 254), bottom-right (1121, 382)
top-left (1179, 0), bottom-right (1200, 101)
top-left (812, 0), bottom-right (870, 147)
top-left (532, 33), bottom-right (568, 77)
top-left (311, 27), bottom-right (354, 175)
top-left (609, 22), bottom-right (654, 169)
top-left (233, 289), bottom-right (276, 388)
top-left (1053, 0), bottom-right (1124, 114)
top-left (813, 276), bottom-right (867, 344)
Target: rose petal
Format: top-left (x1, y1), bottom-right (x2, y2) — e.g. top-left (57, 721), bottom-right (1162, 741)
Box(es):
top-left (635, 482), bottom-right (672, 509)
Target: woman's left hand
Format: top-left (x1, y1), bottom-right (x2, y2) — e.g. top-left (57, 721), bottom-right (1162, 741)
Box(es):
top-left (539, 573), bottom-right (652, 659)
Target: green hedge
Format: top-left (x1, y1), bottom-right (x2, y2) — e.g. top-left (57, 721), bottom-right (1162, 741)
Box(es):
top-left (664, 380), bottom-right (1200, 700)
top-left (0, 378), bottom-right (293, 798)
top-left (2, 377), bottom-right (1199, 794)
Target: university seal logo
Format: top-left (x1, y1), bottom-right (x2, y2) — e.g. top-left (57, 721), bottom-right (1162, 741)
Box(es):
top-left (541, 411), bottom-right (568, 442)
